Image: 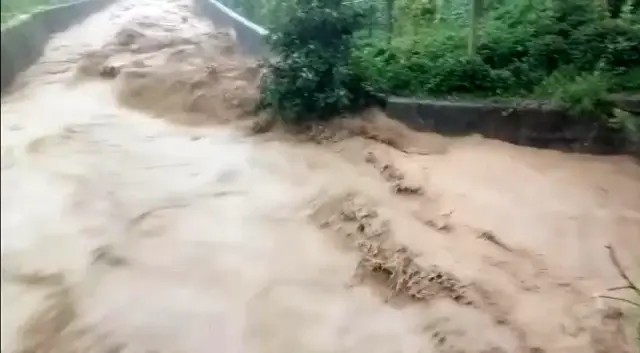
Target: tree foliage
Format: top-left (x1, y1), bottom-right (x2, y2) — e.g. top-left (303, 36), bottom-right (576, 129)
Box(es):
top-left (258, 0), bottom-right (373, 123)
top-left (353, 0), bottom-right (640, 98)
top-left (241, 0), bottom-right (639, 144)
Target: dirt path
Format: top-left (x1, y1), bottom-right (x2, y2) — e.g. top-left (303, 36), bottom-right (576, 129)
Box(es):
top-left (1, 0), bottom-right (639, 352)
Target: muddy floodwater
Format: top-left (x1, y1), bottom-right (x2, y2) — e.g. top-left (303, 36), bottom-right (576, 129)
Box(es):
top-left (2, 0), bottom-right (640, 352)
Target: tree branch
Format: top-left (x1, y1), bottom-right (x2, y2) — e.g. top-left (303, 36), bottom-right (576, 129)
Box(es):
top-left (597, 295), bottom-right (640, 309)
top-left (605, 244), bottom-right (640, 296)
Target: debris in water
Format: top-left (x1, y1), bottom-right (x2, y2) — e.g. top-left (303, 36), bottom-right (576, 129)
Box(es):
top-left (380, 163), bottom-right (404, 182)
top-left (315, 194), bottom-right (471, 305)
top-left (92, 245), bottom-right (128, 267)
top-left (99, 64), bottom-right (120, 78)
top-left (478, 230), bottom-right (513, 252)
top-left (391, 182), bottom-right (424, 195)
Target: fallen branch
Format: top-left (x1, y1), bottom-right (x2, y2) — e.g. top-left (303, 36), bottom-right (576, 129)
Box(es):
top-left (598, 295), bottom-right (640, 309)
top-left (598, 244), bottom-right (640, 308)
top-left (605, 244), bottom-right (640, 296)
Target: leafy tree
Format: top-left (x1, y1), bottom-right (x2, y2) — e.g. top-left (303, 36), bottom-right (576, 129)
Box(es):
top-left (468, 0), bottom-right (484, 55)
top-left (258, 0), bottom-right (374, 123)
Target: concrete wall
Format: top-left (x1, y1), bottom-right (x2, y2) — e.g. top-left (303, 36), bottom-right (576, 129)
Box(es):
top-left (382, 98), bottom-right (617, 152)
top-left (1, 0), bottom-right (113, 92)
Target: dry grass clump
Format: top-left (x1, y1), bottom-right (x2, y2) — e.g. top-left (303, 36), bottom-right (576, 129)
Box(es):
top-left (355, 241), bottom-right (470, 304)
top-left (322, 195), bottom-right (471, 304)
top-left (363, 152), bottom-right (425, 196)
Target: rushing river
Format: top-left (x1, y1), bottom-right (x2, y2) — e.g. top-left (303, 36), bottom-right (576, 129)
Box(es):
top-left (2, 1), bottom-right (639, 352)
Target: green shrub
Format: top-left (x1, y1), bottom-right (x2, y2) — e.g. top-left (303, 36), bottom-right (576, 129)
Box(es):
top-left (394, 0), bottom-right (437, 34)
top-left (258, 0), bottom-right (373, 123)
top-left (534, 69), bottom-right (640, 149)
top-left (534, 69), bottom-right (615, 116)
top-left (244, 0), bottom-right (638, 141)
top-left (613, 67), bottom-right (640, 92)
top-left (351, 25), bottom-right (471, 96)
top-left (567, 19), bottom-right (640, 72)
top-left (609, 108), bottom-right (640, 147)
top-left (352, 0), bottom-right (640, 103)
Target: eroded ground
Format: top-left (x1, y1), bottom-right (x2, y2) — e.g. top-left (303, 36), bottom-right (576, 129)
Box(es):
top-left (2, 0), bottom-right (640, 352)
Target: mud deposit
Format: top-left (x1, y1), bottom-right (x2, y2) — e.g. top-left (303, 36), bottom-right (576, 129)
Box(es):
top-left (2, 0), bottom-right (640, 352)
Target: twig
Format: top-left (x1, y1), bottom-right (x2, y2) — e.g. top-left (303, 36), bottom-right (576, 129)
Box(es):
top-left (598, 244), bottom-right (640, 309)
top-left (598, 295), bottom-right (640, 309)
top-left (605, 244), bottom-right (640, 296)
top-left (607, 285), bottom-right (636, 292)
top-left (478, 230), bottom-right (513, 252)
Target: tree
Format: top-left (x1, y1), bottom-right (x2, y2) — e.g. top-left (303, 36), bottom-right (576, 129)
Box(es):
top-left (258, 0), bottom-right (373, 123)
top-left (468, 0), bottom-right (483, 55)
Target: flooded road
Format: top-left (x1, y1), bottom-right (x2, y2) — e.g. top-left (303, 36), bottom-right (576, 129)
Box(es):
top-left (1, 0), bottom-right (639, 352)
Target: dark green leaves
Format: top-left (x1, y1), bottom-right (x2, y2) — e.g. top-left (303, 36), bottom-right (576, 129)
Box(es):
top-left (259, 0), bottom-right (372, 123)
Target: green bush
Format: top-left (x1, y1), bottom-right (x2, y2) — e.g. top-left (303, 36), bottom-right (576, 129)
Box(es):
top-left (245, 0), bottom-right (639, 142)
top-left (347, 0), bottom-right (640, 146)
top-left (352, 0), bottom-right (640, 101)
top-left (534, 69), bottom-right (615, 116)
top-left (258, 0), bottom-right (373, 123)
top-left (609, 108), bottom-right (640, 148)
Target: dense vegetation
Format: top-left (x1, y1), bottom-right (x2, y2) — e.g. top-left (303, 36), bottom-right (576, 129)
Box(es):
top-left (234, 0), bottom-right (640, 100)
top-left (257, 0), bottom-right (374, 123)
top-left (244, 0), bottom-right (640, 147)
top-left (352, 0), bottom-right (640, 105)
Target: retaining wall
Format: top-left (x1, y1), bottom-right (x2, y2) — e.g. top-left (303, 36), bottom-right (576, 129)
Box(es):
top-left (386, 99), bottom-right (636, 155)
top-left (1, 0), bottom-right (113, 92)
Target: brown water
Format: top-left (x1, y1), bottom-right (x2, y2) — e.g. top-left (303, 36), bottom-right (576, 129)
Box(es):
top-left (2, 0), bottom-right (640, 352)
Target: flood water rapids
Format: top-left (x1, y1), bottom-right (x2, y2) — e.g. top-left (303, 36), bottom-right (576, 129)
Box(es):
top-left (2, 1), bottom-right (640, 352)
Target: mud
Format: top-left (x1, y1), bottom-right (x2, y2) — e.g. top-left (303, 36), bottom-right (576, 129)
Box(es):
top-left (2, 0), bottom-right (640, 352)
